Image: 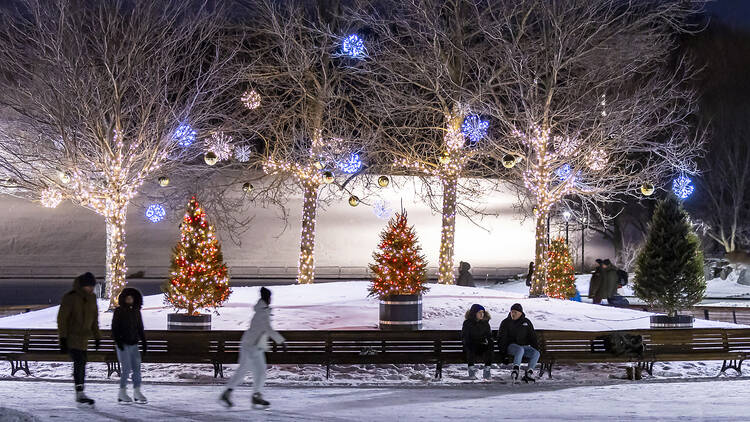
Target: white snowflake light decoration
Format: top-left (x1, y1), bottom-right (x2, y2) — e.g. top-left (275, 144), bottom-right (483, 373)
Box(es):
top-left (338, 153), bottom-right (363, 174)
top-left (145, 204), bottom-right (166, 223)
top-left (241, 90), bottom-right (261, 110)
top-left (554, 135), bottom-right (579, 157)
top-left (588, 148), bottom-right (608, 171)
top-left (342, 34), bottom-right (365, 58)
top-left (373, 200), bottom-right (392, 220)
top-left (672, 174), bottom-right (694, 199)
top-left (173, 123), bottom-right (196, 147)
top-left (206, 132), bottom-right (233, 161)
top-left (461, 114), bottom-right (489, 144)
top-left (233, 144), bottom-right (252, 162)
top-left (40, 188), bottom-right (62, 208)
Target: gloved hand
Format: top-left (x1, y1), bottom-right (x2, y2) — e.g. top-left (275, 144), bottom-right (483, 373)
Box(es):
top-left (59, 338), bottom-right (68, 354)
top-left (95, 338), bottom-right (101, 351)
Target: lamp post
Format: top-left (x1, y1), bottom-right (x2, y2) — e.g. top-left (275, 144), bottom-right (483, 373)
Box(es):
top-left (580, 217), bottom-right (588, 272)
top-left (562, 211), bottom-right (571, 245)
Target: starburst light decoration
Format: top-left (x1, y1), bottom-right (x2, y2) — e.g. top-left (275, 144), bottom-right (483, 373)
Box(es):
top-left (373, 200), bottom-right (392, 220)
top-left (338, 153), bottom-right (363, 174)
top-left (174, 123), bottom-right (196, 147)
top-left (672, 174), bottom-right (694, 199)
top-left (461, 114), bottom-right (489, 144)
top-left (206, 132), bottom-right (233, 161)
top-left (241, 90), bottom-right (261, 109)
top-left (589, 148), bottom-right (607, 171)
top-left (233, 144), bottom-right (252, 162)
top-left (342, 34), bottom-right (365, 58)
top-left (145, 204), bottom-right (166, 223)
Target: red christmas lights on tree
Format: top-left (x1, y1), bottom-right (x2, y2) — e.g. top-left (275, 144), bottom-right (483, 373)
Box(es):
top-left (162, 196), bottom-right (231, 315)
top-left (368, 211), bottom-right (428, 299)
top-left (544, 237), bottom-right (577, 299)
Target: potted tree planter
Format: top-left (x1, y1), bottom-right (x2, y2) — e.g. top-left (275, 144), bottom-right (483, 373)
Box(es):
top-left (162, 197), bottom-right (232, 331)
top-left (633, 195), bottom-right (706, 329)
top-left (368, 211), bottom-right (429, 331)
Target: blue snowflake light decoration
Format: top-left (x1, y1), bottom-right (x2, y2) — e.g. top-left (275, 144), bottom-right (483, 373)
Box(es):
top-left (342, 34), bottom-right (365, 58)
top-left (672, 174), bottom-right (694, 199)
top-left (338, 153), bottom-right (363, 174)
top-left (461, 114), bottom-right (489, 144)
top-left (145, 204), bottom-right (166, 223)
top-left (173, 123), bottom-right (196, 147)
top-left (556, 164), bottom-right (572, 181)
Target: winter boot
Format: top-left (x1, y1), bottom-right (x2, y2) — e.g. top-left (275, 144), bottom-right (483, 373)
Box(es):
top-left (75, 388), bottom-right (95, 406)
top-left (133, 387), bottom-right (148, 404)
top-left (118, 387), bottom-right (133, 404)
top-left (468, 366), bottom-right (478, 379)
top-left (219, 389), bottom-right (234, 408)
top-left (511, 365), bottom-right (520, 383)
top-left (482, 366), bottom-right (492, 380)
top-left (522, 369), bottom-right (536, 383)
top-left (252, 392), bottom-right (270, 409)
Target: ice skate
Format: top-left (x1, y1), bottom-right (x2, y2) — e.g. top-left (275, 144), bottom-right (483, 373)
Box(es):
top-left (522, 369), bottom-right (536, 383)
top-left (511, 365), bottom-right (520, 384)
top-left (219, 389), bottom-right (234, 408)
top-left (482, 366), bottom-right (492, 380)
top-left (468, 366), bottom-right (478, 379)
top-left (76, 390), bottom-right (95, 407)
top-left (133, 387), bottom-right (148, 404)
top-left (252, 392), bottom-right (270, 410)
top-left (118, 387), bottom-right (133, 404)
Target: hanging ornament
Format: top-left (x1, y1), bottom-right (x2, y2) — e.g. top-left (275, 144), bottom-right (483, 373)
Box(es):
top-left (348, 195), bottom-right (360, 207)
top-left (242, 182), bottom-right (253, 193)
top-left (461, 114), bottom-right (489, 144)
top-left (58, 171), bottom-right (71, 184)
top-left (502, 154), bottom-right (517, 169)
top-left (240, 90), bottom-right (261, 110)
top-left (40, 188), bottom-right (62, 208)
top-left (158, 176), bottom-right (170, 187)
top-left (338, 153), bottom-right (363, 174)
top-left (342, 34), bottom-right (365, 58)
top-left (640, 182), bottom-right (655, 196)
top-left (145, 204), bottom-right (166, 223)
top-left (439, 152), bottom-right (451, 165)
top-left (204, 151), bottom-right (218, 166)
top-left (378, 175), bottom-right (390, 187)
top-left (322, 171), bottom-right (335, 184)
top-left (173, 123), bottom-right (196, 147)
top-left (672, 174), bottom-right (694, 199)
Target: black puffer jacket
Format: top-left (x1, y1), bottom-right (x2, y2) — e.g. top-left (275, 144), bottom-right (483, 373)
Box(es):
top-left (111, 287), bottom-right (146, 350)
top-left (461, 308), bottom-right (493, 350)
top-left (497, 312), bottom-right (539, 354)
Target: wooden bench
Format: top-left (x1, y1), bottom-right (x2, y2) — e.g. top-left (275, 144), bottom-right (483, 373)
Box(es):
top-left (1, 328), bottom-right (749, 380)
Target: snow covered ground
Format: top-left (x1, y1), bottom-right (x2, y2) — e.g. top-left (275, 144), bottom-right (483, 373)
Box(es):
top-left (0, 281), bottom-right (745, 331)
top-left (1, 378), bottom-right (749, 421)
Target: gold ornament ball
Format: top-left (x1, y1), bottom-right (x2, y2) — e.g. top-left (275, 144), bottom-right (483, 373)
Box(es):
top-left (439, 153), bottom-right (451, 165)
top-left (348, 195), bottom-right (359, 207)
top-left (242, 182), bottom-right (253, 193)
top-left (204, 151), bottom-right (219, 166)
top-left (378, 175), bottom-right (390, 187)
top-left (322, 171), bottom-right (335, 184)
top-left (640, 182), bottom-right (655, 196)
top-left (58, 171), bottom-right (71, 184)
top-left (502, 154), bottom-right (517, 169)
top-left (158, 176), bottom-right (170, 187)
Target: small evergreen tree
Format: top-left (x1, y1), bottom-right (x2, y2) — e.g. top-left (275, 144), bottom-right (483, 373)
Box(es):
top-left (368, 211), bottom-right (428, 299)
top-left (163, 196), bottom-right (231, 315)
top-left (545, 238), bottom-right (577, 299)
top-left (634, 194), bottom-right (705, 316)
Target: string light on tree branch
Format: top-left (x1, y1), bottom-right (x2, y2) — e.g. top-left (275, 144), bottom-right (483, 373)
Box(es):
top-left (588, 148), bottom-right (608, 171)
top-left (40, 188), bottom-right (62, 208)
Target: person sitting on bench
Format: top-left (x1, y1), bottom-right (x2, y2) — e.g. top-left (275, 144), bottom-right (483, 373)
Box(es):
top-left (462, 304), bottom-right (493, 379)
top-left (497, 303), bottom-right (540, 383)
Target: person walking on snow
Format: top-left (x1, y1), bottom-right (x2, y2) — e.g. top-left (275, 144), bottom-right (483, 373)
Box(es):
top-left (462, 304), bottom-right (494, 379)
top-left (588, 259), bottom-right (604, 304)
top-left (57, 272), bottom-right (101, 406)
top-left (220, 287), bottom-right (285, 409)
top-left (497, 303), bottom-right (540, 383)
top-left (456, 261), bottom-right (476, 287)
top-left (600, 259), bottom-right (620, 304)
top-left (111, 287), bottom-right (148, 404)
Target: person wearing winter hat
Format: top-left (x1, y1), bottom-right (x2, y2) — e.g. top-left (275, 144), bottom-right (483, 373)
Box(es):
top-left (496, 303), bottom-right (540, 383)
top-left (57, 272), bottom-right (101, 406)
top-left (462, 304), bottom-right (494, 379)
top-left (220, 287), bottom-right (285, 409)
top-left (111, 287), bottom-right (148, 404)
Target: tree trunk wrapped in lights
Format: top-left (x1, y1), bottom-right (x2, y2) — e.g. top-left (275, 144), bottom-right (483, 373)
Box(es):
top-left (104, 205), bottom-right (128, 303)
top-left (544, 237), bottom-right (576, 299)
top-left (530, 209), bottom-right (548, 296)
top-left (163, 197), bottom-right (231, 316)
top-left (437, 174), bottom-right (458, 284)
top-left (297, 181), bottom-right (319, 284)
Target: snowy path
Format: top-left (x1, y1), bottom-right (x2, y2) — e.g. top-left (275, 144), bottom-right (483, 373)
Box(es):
top-left (1, 378), bottom-right (749, 421)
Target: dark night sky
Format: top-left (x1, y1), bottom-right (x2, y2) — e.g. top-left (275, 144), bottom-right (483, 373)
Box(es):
top-left (707, 0), bottom-right (750, 29)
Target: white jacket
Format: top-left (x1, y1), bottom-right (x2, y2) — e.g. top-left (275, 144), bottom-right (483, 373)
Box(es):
top-left (240, 300), bottom-right (285, 351)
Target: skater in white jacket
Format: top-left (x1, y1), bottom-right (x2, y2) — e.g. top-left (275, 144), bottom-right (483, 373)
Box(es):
top-left (220, 287), bottom-right (285, 409)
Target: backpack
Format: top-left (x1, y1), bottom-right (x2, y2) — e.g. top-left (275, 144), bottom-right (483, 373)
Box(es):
top-left (599, 333), bottom-right (644, 357)
top-left (617, 269), bottom-right (628, 287)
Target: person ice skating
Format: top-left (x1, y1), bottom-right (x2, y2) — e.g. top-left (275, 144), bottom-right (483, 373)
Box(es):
top-left (456, 261), bottom-right (476, 287)
top-left (497, 303), bottom-right (540, 383)
top-left (111, 287), bottom-right (147, 404)
top-left (57, 272), bottom-right (101, 406)
top-left (220, 287), bottom-right (285, 409)
top-left (588, 259), bottom-right (604, 303)
top-left (462, 304), bottom-right (494, 379)
top-left (525, 261), bottom-right (534, 287)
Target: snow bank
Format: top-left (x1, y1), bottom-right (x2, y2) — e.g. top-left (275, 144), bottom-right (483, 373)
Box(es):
top-left (0, 281), bottom-right (744, 331)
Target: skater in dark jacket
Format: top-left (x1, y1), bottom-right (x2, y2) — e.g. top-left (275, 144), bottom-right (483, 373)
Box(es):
top-left (462, 304), bottom-right (494, 379)
top-left (111, 287), bottom-right (147, 404)
top-left (588, 259), bottom-right (603, 303)
top-left (497, 303), bottom-right (540, 383)
top-left (456, 262), bottom-right (476, 287)
top-left (57, 272), bottom-right (101, 406)
top-left (525, 262), bottom-right (534, 287)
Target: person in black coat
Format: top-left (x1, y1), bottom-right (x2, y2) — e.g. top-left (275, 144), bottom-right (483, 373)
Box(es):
top-left (111, 287), bottom-right (148, 404)
top-left (456, 261), bottom-right (476, 287)
top-left (497, 303), bottom-right (540, 382)
top-left (461, 304), bottom-right (493, 379)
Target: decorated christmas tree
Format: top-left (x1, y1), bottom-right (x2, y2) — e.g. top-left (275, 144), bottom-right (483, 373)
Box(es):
top-left (368, 211), bottom-right (429, 299)
top-left (163, 196), bottom-right (231, 315)
top-left (634, 194), bottom-right (705, 316)
top-left (544, 237), bottom-right (577, 299)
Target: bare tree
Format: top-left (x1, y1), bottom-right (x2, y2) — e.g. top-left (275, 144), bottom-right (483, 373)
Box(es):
top-left (480, 0), bottom-right (705, 295)
top-left (0, 0), bottom-right (238, 307)
top-left (235, 0), bottom-right (376, 284)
